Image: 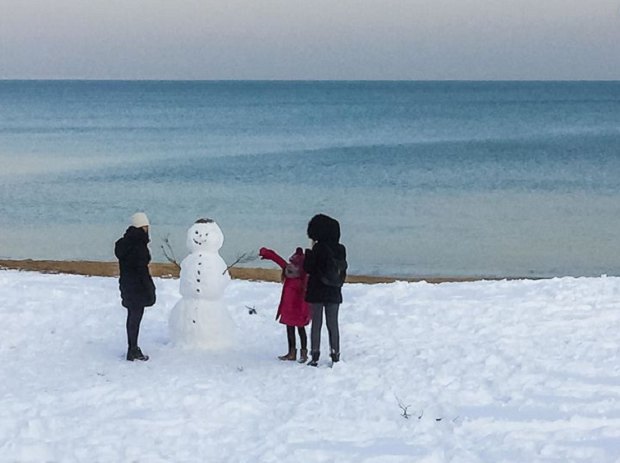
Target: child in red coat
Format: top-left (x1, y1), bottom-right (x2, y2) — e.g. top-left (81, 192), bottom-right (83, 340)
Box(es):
top-left (259, 247), bottom-right (311, 362)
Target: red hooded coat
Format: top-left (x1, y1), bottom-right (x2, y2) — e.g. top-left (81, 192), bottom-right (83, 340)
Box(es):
top-left (259, 247), bottom-right (310, 327)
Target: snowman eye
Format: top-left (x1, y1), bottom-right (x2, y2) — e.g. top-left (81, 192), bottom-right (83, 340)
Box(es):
top-left (195, 231), bottom-right (198, 234)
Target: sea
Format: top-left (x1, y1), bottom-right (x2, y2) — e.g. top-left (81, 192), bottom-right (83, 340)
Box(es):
top-left (1, 80), bottom-right (619, 278)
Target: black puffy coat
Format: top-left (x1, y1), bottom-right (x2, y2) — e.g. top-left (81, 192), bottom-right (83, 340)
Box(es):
top-left (304, 214), bottom-right (347, 304)
top-left (114, 226), bottom-right (156, 309)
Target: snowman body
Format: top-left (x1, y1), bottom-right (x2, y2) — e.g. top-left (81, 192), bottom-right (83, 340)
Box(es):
top-left (169, 220), bottom-right (235, 349)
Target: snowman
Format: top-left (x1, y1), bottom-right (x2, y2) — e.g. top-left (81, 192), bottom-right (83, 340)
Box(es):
top-left (169, 218), bottom-right (235, 349)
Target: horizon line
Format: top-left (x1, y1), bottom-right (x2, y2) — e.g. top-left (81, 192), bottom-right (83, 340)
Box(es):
top-left (1, 78), bottom-right (619, 83)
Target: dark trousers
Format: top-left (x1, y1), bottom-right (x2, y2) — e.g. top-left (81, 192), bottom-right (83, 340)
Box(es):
top-left (309, 303), bottom-right (340, 356)
top-left (286, 325), bottom-right (307, 351)
top-left (126, 305), bottom-right (145, 349)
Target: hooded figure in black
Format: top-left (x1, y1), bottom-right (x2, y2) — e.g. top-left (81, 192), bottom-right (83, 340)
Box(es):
top-left (303, 214), bottom-right (347, 366)
top-left (114, 212), bottom-right (156, 361)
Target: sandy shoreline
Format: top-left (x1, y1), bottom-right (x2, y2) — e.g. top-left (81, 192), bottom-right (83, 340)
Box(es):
top-left (0, 259), bottom-right (520, 284)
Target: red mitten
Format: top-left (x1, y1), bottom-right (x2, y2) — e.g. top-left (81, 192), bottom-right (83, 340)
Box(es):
top-left (259, 247), bottom-right (269, 258)
top-left (259, 247), bottom-right (287, 269)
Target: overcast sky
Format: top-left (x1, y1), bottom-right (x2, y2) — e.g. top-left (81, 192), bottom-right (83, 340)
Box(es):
top-left (1, 0), bottom-right (619, 80)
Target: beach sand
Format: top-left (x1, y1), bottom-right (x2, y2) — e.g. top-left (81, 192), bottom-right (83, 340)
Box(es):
top-left (0, 259), bottom-right (495, 284)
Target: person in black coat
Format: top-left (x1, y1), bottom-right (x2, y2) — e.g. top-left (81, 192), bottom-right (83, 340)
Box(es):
top-left (303, 214), bottom-right (347, 366)
top-left (114, 212), bottom-right (156, 361)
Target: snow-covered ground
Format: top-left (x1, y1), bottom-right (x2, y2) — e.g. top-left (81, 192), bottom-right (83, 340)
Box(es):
top-left (1, 270), bottom-right (620, 462)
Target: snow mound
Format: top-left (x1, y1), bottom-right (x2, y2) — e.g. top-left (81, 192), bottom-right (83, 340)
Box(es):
top-left (1, 270), bottom-right (619, 462)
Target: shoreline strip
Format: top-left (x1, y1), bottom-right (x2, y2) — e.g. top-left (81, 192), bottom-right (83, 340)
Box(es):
top-left (0, 259), bottom-right (533, 284)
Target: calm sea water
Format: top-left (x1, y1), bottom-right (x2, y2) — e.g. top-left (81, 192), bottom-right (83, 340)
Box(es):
top-left (1, 80), bottom-right (619, 277)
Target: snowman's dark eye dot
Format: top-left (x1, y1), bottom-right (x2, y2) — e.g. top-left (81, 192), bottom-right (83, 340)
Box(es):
top-left (195, 231), bottom-right (198, 234)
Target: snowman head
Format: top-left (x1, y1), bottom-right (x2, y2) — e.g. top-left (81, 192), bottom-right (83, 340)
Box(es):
top-left (186, 218), bottom-right (224, 253)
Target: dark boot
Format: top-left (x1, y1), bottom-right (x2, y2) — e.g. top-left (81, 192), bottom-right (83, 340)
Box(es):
top-left (330, 351), bottom-right (340, 364)
top-left (278, 349), bottom-right (297, 361)
top-left (298, 349), bottom-right (308, 363)
top-left (127, 346), bottom-right (149, 361)
top-left (307, 351), bottom-right (320, 367)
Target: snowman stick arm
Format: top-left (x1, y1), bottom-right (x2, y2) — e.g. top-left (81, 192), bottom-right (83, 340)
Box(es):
top-left (161, 235), bottom-right (181, 269)
top-left (223, 251), bottom-right (260, 274)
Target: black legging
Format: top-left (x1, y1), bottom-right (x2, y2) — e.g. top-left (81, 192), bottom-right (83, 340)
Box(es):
top-left (286, 325), bottom-right (307, 351)
top-left (309, 302), bottom-right (340, 356)
top-left (126, 306), bottom-right (145, 349)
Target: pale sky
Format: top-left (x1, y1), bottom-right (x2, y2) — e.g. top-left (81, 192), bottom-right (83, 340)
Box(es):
top-left (1, 0), bottom-right (619, 80)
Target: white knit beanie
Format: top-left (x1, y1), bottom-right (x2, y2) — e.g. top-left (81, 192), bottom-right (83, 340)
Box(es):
top-left (131, 212), bottom-right (150, 228)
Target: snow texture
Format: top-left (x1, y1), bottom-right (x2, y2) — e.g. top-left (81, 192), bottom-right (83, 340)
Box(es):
top-left (168, 221), bottom-right (235, 349)
top-left (1, 270), bottom-right (620, 462)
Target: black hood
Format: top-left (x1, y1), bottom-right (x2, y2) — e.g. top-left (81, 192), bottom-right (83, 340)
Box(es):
top-left (115, 226), bottom-right (150, 259)
top-left (307, 214), bottom-right (341, 243)
top-left (123, 226), bottom-right (150, 243)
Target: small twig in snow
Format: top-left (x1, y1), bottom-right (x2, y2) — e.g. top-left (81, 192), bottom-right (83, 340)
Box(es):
top-left (395, 395), bottom-right (411, 420)
top-left (246, 305), bottom-right (257, 315)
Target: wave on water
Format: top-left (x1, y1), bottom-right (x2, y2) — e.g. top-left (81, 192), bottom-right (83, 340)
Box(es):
top-left (62, 132), bottom-right (620, 195)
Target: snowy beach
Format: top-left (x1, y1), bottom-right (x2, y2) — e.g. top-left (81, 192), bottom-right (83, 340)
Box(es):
top-left (1, 270), bottom-right (619, 462)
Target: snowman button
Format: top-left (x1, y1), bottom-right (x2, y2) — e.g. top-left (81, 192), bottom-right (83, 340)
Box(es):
top-left (196, 288), bottom-right (200, 293)
top-left (197, 279), bottom-right (200, 283)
